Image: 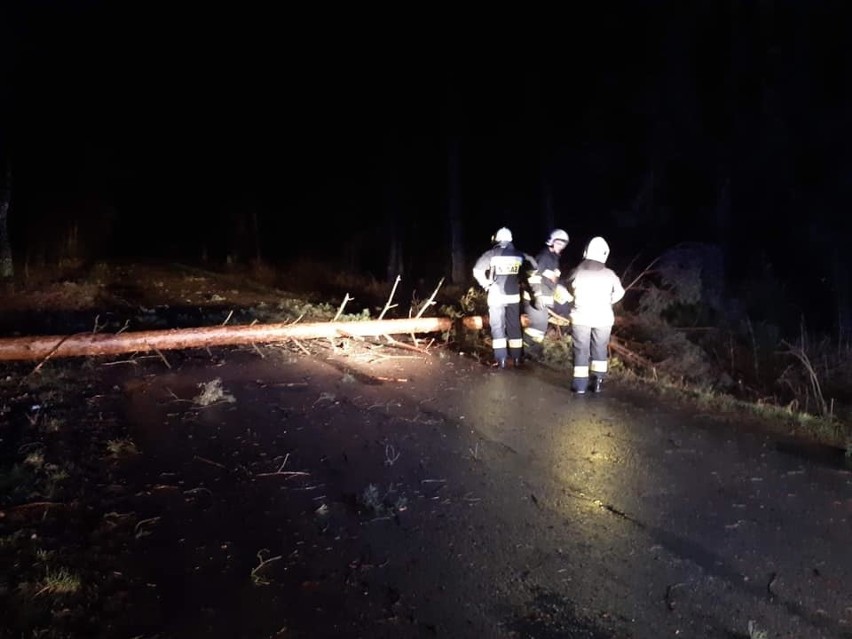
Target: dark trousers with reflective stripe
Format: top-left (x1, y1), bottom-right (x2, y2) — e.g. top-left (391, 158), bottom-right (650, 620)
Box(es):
top-left (489, 303), bottom-right (522, 362)
top-left (570, 324), bottom-right (612, 392)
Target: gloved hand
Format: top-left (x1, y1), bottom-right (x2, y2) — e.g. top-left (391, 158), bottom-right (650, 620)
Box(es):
top-left (553, 284), bottom-right (572, 305)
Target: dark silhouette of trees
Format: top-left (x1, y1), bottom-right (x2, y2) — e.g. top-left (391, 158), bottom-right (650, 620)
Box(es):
top-left (0, 163), bottom-right (11, 278)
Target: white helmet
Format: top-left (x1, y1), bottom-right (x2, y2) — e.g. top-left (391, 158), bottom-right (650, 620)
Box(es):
top-left (493, 227), bottom-right (513, 244)
top-left (546, 229), bottom-right (569, 246)
top-left (584, 236), bottom-right (610, 263)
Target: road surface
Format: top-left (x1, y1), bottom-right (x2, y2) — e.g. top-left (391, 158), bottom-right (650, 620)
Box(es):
top-left (112, 344), bottom-right (851, 638)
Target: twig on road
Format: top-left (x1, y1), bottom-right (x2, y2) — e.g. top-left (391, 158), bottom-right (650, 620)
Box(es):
top-left (193, 455), bottom-right (227, 470)
top-left (256, 455), bottom-right (310, 478)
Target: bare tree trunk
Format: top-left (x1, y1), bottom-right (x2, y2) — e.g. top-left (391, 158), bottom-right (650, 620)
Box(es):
top-left (441, 76), bottom-right (466, 284)
top-left (0, 163), bottom-right (12, 279)
top-left (541, 175), bottom-right (555, 232)
top-left (386, 226), bottom-right (403, 284)
top-left (525, 72), bottom-right (555, 236)
top-left (714, 175), bottom-right (731, 238)
top-left (631, 168), bottom-right (656, 222)
top-left (383, 132), bottom-right (404, 283)
top-left (251, 210), bottom-right (262, 262)
top-left (65, 219), bottom-right (79, 262)
top-left (385, 178), bottom-right (404, 283)
top-left (830, 246), bottom-right (851, 339)
top-left (448, 134), bottom-right (465, 284)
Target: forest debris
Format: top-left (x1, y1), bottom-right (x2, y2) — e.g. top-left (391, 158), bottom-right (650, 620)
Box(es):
top-left (0, 501), bottom-right (68, 520)
top-left (192, 378), bottom-right (235, 406)
top-left (193, 455), bottom-right (227, 470)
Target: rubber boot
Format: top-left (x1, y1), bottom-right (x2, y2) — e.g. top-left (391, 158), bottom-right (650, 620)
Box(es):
top-left (592, 376), bottom-right (603, 393)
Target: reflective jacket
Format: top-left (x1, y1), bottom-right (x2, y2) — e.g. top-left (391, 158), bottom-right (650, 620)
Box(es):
top-left (567, 259), bottom-right (625, 327)
top-left (473, 243), bottom-right (527, 305)
top-left (526, 247), bottom-right (562, 307)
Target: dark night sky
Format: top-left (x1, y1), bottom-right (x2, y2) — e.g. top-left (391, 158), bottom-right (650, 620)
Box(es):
top-left (2, 2), bottom-right (852, 327)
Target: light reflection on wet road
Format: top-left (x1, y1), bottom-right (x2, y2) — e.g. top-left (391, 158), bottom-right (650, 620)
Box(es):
top-left (124, 348), bottom-right (851, 638)
top-left (454, 359), bottom-right (851, 638)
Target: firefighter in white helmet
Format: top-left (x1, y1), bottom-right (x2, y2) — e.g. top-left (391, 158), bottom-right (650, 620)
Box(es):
top-left (472, 227), bottom-right (531, 368)
top-left (566, 236), bottom-right (625, 393)
top-left (523, 228), bottom-right (571, 359)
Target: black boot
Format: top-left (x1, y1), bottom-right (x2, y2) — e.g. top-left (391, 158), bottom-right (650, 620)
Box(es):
top-left (592, 376), bottom-right (603, 393)
top-left (497, 358), bottom-right (507, 369)
top-left (513, 357), bottom-right (523, 368)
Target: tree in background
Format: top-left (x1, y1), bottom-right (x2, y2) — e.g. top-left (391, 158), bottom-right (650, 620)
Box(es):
top-left (0, 163), bottom-right (12, 278)
top-left (445, 81), bottom-right (465, 285)
top-left (383, 131), bottom-right (404, 283)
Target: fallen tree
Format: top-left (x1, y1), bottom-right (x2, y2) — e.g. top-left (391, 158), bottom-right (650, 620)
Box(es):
top-left (0, 316), bottom-right (494, 362)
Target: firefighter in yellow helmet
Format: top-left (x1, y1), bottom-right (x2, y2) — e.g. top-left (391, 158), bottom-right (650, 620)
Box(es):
top-left (566, 236), bottom-right (625, 393)
top-left (472, 227), bottom-right (531, 368)
top-left (523, 228), bottom-right (571, 359)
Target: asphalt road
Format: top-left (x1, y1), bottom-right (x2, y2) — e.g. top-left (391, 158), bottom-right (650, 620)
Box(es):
top-left (120, 345), bottom-right (852, 638)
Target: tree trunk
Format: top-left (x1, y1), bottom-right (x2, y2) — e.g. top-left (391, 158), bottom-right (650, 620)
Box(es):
top-left (252, 211), bottom-right (262, 262)
top-left (0, 163), bottom-right (12, 279)
top-left (386, 228), bottom-right (403, 284)
top-left (0, 317), bottom-right (490, 361)
top-left (382, 131), bottom-right (404, 283)
top-left (830, 245), bottom-right (851, 339)
top-left (442, 76), bottom-right (466, 284)
top-left (524, 71), bottom-right (555, 237)
top-left (541, 176), bottom-right (555, 233)
top-left (448, 134), bottom-right (465, 284)
top-left (0, 315), bottom-right (527, 362)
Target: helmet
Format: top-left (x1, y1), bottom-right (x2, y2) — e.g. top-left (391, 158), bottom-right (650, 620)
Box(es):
top-left (492, 227), bottom-right (513, 244)
top-left (546, 229), bottom-right (569, 246)
top-left (583, 236), bottom-right (610, 263)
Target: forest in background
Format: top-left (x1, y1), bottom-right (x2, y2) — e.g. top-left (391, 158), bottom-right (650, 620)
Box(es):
top-left (0, 2), bottom-right (850, 360)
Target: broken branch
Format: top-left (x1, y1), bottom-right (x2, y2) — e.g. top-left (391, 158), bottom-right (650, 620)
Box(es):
top-left (414, 277), bottom-right (445, 319)
top-left (378, 275), bottom-right (401, 321)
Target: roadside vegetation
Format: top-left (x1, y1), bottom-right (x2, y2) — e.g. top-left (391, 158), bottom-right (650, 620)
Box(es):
top-left (0, 251), bottom-right (850, 637)
top-left (4, 249), bottom-right (851, 450)
top-left (285, 245), bottom-right (851, 450)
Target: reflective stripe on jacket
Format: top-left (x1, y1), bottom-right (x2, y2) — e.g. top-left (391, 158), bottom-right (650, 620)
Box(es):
top-left (567, 259), bottom-right (625, 327)
top-left (472, 243), bottom-right (526, 305)
top-left (527, 248), bottom-right (562, 307)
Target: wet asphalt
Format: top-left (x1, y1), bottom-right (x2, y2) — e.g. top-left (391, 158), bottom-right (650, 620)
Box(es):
top-left (120, 346), bottom-right (851, 638)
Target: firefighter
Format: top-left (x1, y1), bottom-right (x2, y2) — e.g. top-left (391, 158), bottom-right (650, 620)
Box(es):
top-left (566, 236), bottom-right (625, 393)
top-left (472, 227), bottom-right (529, 368)
top-left (523, 228), bottom-right (571, 359)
